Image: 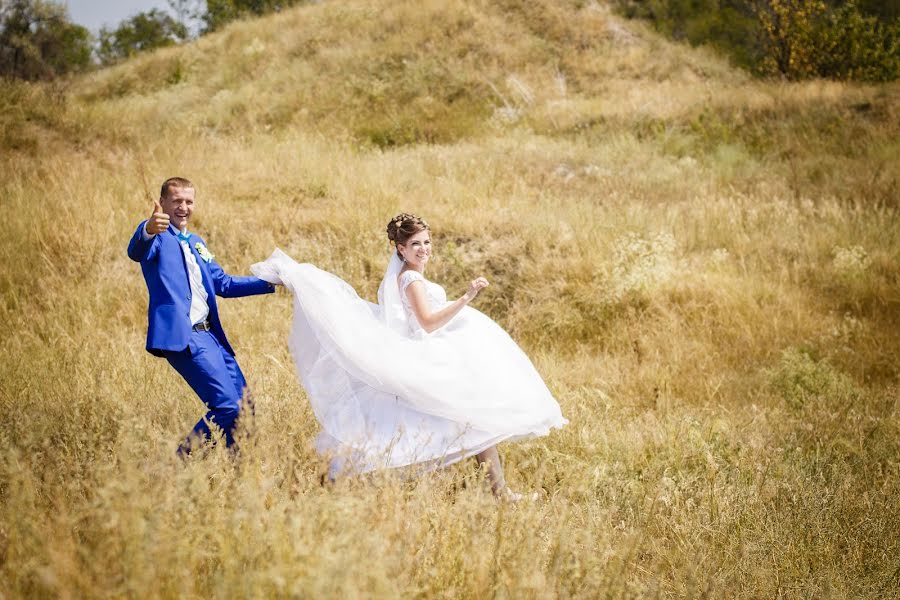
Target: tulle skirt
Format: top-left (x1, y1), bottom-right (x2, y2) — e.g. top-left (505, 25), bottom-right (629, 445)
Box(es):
top-left (252, 250), bottom-right (567, 475)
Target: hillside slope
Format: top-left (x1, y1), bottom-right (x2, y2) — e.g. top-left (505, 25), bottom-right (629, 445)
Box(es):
top-left (73, 0), bottom-right (745, 142)
top-left (1, 1), bottom-right (897, 598)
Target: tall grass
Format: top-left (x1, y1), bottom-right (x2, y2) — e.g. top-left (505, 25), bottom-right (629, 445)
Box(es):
top-left (1, 1), bottom-right (897, 598)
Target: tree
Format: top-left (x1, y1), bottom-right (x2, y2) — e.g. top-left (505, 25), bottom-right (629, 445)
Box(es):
top-left (202, 0), bottom-right (307, 33)
top-left (0, 0), bottom-right (92, 80)
top-left (750, 0), bottom-right (827, 78)
top-left (97, 9), bottom-right (187, 65)
top-left (751, 0), bottom-right (898, 79)
top-left (168, 0), bottom-right (205, 27)
top-left (855, 0), bottom-right (900, 21)
top-left (615, 0), bottom-right (898, 80)
top-left (815, 2), bottom-right (900, 81)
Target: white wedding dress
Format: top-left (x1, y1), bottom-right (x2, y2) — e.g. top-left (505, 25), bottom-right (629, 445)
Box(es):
top-left (251, 249), bottom-right (567, 477)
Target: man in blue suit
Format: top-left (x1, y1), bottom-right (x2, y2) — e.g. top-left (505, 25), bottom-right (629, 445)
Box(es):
top-left (128, 177), bottom-right (276, 455)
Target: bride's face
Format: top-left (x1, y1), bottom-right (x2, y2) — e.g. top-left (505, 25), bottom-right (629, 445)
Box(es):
top-left (398, 229), bottom-right (432, 269)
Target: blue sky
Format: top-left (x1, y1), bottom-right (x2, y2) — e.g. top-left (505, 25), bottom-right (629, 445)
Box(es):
top-left (64, 1), bottom-right (189, 32)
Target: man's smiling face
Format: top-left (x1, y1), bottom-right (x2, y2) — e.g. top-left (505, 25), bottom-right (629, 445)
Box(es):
top-left (160, 185), bottom-right (195, 231)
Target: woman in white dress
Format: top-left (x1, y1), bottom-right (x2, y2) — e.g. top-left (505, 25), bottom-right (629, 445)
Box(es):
top-left (252, 213), bottom-right (566, 498)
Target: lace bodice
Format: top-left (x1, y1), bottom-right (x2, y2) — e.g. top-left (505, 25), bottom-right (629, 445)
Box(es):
top-left (398, 270), bottom-right (447, 334)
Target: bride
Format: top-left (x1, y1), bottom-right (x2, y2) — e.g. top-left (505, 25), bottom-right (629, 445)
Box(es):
top-left (252, 213), bottom-right (566, 498)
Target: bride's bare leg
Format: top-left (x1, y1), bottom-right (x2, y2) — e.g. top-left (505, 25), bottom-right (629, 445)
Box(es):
top-left (475, 446), bottom-right (507, 495)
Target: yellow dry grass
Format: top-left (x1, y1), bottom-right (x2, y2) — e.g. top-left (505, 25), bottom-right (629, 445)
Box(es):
top-left (1, 1), bottom-right (898, 598)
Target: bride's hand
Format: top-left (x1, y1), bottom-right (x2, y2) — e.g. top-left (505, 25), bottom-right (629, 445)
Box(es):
top-left (464, 277), bottom-right (489, 301)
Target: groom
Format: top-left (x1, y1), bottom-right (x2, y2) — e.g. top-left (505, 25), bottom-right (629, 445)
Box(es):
top-left (128, 177), bottom-right (276, 455)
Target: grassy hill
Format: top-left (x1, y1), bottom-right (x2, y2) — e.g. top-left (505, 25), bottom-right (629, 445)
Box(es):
top-left (1, 0), bottom-right (897, 597)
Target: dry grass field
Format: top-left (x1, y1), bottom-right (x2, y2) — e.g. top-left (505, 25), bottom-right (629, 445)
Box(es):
top-left (1, 1), bottom-right (898, 597)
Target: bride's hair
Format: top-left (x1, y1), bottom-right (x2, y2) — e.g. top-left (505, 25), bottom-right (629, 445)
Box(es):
top-left (387, 213), bottom-right (429, 257)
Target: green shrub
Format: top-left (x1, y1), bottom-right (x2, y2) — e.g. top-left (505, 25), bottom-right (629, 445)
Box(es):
top-left (97, 9), bottom-right (188, 66)
top-left (815, 2), bottom-right (900, 81)
top-left (615, 0), bottom-right (899, 80)
top-left (770, 348), bottom-right (861, 411)
top-left (202, 0), bottom-right (310, 32)
top-left (0, 0), bottom-right (92, 80)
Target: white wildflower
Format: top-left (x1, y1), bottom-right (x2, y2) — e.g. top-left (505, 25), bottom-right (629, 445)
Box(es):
top-left (243, 38), bottom-right (266, 58)
top-left (506, 75), bottom-right (534, 106)
top-left (553, 164), bottom-right (576, 183)
top-left (711, 248), bottom-right (730, 264)
top-left (555, 70), bottom-right (567, 97)
top-left (491, 106), bottom-right (521, 125)
top-left (607, 232), bottom-right (678, 300)
top-left (832, 245), bottom-right (871, 276)
top-left (583, 164), bottom-right (611, 178)
top-left (678, 156), bottom-right (697, 169)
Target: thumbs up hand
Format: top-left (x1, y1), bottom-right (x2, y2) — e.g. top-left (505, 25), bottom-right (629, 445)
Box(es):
top-left (145, 199), bottom-right (170, 235)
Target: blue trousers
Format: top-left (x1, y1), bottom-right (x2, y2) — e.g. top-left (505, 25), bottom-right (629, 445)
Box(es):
top-left (164, 329), bottom-right (249, 454)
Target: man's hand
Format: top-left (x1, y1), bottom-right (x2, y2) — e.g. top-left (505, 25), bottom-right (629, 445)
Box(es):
top-left (145, 199), bottom-right (170, 235)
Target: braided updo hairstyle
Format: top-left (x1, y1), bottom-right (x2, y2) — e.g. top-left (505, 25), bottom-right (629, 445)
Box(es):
top-left (386, 213), bottom-right (429, 259)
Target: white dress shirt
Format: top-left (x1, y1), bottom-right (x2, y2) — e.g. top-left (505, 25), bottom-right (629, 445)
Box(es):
top-left (143, 224), bottom-right (210, 325)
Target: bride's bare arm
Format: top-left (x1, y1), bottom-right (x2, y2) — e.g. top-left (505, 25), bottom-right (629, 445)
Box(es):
top-left (405, 277), bottom-right (488, 333)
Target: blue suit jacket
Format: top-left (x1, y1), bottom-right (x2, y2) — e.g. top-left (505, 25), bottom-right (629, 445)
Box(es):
top-left (128, 222), bottom-right (274, 357)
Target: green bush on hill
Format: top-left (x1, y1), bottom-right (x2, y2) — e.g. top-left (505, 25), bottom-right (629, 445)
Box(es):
top-left (97, 8), bottom-right (187, 66)
top-left (615, 0), bottom-right (899, 80)
top-left (814, 2), bottom-right (900, 80)
top-left (201, 0), bottom-right (310, 32)
top-left (0, 0), bottom-right (92, 80)
top-left (0, 0), bottom-right (314, 80)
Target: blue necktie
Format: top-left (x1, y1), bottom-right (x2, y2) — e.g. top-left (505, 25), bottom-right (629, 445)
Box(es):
top-left (177, 231), bottom-right (191, 244)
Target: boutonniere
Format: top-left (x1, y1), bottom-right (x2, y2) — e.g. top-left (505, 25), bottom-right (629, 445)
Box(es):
top-left (195, 242), bottom-right (215, 263)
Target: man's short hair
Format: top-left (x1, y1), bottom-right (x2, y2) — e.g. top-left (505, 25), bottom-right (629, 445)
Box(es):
top-left (160, 177), bottom-right (194, 199)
